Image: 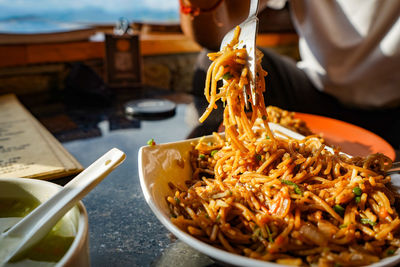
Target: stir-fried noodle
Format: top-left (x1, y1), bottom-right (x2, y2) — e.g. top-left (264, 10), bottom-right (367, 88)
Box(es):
top-left (168, 26), bottom-right (397, 266)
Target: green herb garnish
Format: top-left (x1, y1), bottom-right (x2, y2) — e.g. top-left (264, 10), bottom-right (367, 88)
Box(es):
top-left (333, 204), bottom-right (345, 216)
top-left (360, 218), bottom-right (377, 226)
top-left (199, 154), bottom-right (206, 160)
top-left (387, 249), bottom-right (395, 256)
top-left (147, 138), bottom-right (156, 146)
top-left (355, 196), bottom-right (361, 204)
top-left (174, 197), bottom-right (180, 204)
top-left (281, 179), bottom-right (303, 195)
top-left (339, 223), bottom-right (348, 229)
top-left (211, 150), bottom-right (219, 157)
top-left (265, 224), bottom-right (274, 243)
top-left (352, 186), bottom-right (362, 196)
top-left (222, 72), bottom-right (233, 80)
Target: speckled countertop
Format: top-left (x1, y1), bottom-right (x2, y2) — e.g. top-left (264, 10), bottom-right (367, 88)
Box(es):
top-left (23, 88), bottom-right (216, 267)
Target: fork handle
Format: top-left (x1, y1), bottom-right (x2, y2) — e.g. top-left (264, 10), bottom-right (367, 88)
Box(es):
top-left (388, 161), bottom-right (400, 175)
top-left (248, 0), bottom-right (260, 17)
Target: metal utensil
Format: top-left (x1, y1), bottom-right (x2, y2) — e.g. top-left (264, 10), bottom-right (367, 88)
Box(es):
top-left (220, 0), bottom-right (259, 107)
top-left (388, 161), bottom-right (400, 175)
top-left (0, 148), bottom-right (126, 265)
top-left (269, 122), bottom-right (400, 174)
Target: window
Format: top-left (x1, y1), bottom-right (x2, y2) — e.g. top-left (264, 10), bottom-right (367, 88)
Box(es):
top-left (0, 0), bottom-right (179, 34)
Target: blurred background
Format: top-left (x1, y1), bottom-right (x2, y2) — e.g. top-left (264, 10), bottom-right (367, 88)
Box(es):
top-left (0, 0), bottom-right (297, 102)
top-left (0, 0), bottom-right (179, 26)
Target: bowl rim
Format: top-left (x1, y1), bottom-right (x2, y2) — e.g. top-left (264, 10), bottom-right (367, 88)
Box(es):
top-left (138, 137), bottom-right (400, 267)
top-left (0, 177), bottom-right (89, 267)
top-left (138, 141), bottom-right (290, 267)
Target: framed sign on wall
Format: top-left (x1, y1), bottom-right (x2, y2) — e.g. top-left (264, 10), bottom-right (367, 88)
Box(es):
top-left (104, 33), bottom-right (142, 87)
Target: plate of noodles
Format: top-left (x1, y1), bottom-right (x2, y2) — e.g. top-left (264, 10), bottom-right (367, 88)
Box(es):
top-left (139, 132), bottom-right (400, 267)
top-left (138, 132), bottom-right (400, 267)
top-left (139, 26), bottom-right (400, 266)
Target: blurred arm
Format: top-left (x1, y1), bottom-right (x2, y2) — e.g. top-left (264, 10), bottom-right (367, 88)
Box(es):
top-left (179, 0), bottom-right (287, 50)
top-left (179, 0), bottom-right (251, 50)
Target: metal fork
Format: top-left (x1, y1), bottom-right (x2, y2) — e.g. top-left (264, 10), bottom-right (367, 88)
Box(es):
top-left (220, 0), bottom-right (260, 107)
top-left (269, 122), bottom-right (400, 175)
top-left (388, 161), bottom-right (400, 175)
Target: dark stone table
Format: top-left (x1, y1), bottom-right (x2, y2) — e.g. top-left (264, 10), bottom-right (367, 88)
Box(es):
top-left (23, 87), bottom-right (216, 267)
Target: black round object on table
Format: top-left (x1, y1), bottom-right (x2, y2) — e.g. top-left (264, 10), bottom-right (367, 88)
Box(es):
top-left (124, 98), bottom-right (177, 119)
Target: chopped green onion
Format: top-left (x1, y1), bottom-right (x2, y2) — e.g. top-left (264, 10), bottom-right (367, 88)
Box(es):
top-left (211, 150), bottom-right (219, 157)
top-left (352, 186), bottom-right (362, 196)
top-left (266, 135), bottom-right (270, 140)
top-left (294, 187), bottom-right (302, 195)
top-left (333, 205), bottom-right (345, 216)
top-left (174, 197), bottom-right (180, 204)
top-left (339, 223), bottom-right (348, 229)
top-left (199, 154), bottom-right (206, 160)
top-left (147, 138), bottom-right (156, 146)
top-left (222, 72), bottom-right (233, 80)
top-left (216, 214), bottom-right (221, 221)
top-left (355, 196), bottom-right (361, 204)
top-left (265, 224), bottom-right (274, 243)
top-left (281, 179), bottom-right (296, 186)
top-left (360, 218), bottom-right (377, 226)
top-left (387, 249), bottom-right (395, 256)
top-left (281, 179), bottom-right (303, 195)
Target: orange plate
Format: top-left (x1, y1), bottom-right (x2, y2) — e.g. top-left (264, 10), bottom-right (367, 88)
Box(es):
top-left (295, 113), bottom-right (396, 160)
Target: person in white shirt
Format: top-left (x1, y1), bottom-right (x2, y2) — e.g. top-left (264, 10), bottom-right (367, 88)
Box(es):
top-left (181, 0), bottom-right (400, 148)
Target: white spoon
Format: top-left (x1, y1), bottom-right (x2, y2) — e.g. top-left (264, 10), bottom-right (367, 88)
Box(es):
top-left (0, 148), bottom-right (126, 265)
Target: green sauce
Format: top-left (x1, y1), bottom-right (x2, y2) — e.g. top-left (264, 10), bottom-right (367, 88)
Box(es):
top-left (0, 198), bottom-right (40, 218)
top-left (0, 197), bottom-right (75, 266)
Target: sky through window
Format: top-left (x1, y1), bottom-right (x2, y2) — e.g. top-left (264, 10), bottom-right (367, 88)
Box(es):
top-left (0, 0), bottom-right (179, 33)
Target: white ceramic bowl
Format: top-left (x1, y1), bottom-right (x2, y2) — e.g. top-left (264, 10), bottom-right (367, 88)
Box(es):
top-left (0, 177), bottom-right (89, 267)
top-left (138, 134), bottom-right (400, 267)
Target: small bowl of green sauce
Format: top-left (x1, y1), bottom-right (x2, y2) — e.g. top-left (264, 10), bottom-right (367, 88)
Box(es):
top-left (0, 177), bottom-right (89, 267)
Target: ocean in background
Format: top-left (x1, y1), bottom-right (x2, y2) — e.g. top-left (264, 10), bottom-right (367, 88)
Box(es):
top-left (0, 0), bottom-right (179, 33)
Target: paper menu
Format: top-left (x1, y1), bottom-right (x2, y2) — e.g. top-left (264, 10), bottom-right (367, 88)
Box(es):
top-left (0, 94), bottom-right (83, 180)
